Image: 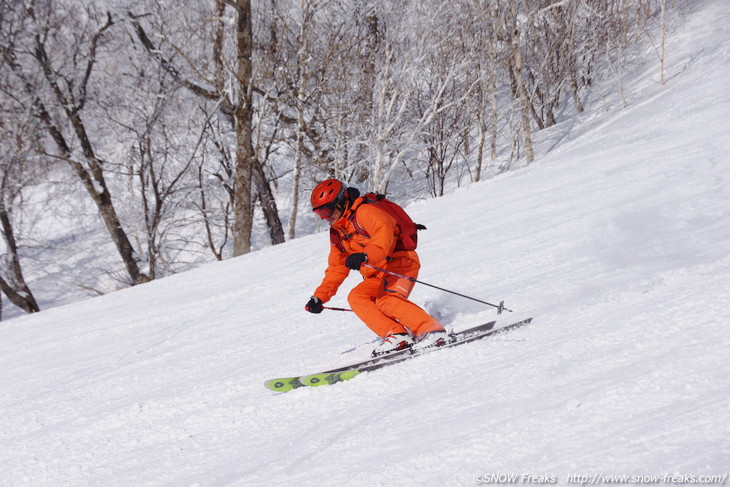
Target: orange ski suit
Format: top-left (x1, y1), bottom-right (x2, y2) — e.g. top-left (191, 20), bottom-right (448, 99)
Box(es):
top-left (313, 197), bottom-right (444, 338)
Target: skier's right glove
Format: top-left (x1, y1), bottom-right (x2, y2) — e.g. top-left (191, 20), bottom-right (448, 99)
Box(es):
top-left (305, 296), bottom-right (324, 314)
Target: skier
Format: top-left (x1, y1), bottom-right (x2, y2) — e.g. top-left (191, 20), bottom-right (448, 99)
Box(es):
top-left (305, 179), bottom-right (447, 356)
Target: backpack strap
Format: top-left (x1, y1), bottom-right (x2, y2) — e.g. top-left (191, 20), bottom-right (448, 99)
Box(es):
top-left (329, 227), bottom-right (346, 252)
top-left (348, 194), bottom-right (379, 240)
top-left (328, 194), bottom-right (368, 252)
top-left (349, 209), bottom-right (369, 240)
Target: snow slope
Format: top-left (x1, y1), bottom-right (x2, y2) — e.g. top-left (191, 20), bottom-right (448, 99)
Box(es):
top-left (2, 1), bottom-right (730, 486)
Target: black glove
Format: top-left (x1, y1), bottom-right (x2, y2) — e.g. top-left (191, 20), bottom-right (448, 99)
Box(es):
top-left (305, 296), bottom-right (324, 314)
top-left (345, 252), bottom-right (368, 270)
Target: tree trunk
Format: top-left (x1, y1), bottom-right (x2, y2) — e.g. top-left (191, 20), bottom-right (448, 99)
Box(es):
top-left (511, 20), bottom-right (535, 164)
top-left (232, 0), bottom-right (255, 256)
top-left (659, 0), bottom-right (666, 85)
top-left (289, 0), bottom-right (311, 241)
top-left (0, 203), bottom-right (40, 313)
top-left (252, 159), bottom-right (285, 245)
top-left (490, 5), bottom-right (500, 168)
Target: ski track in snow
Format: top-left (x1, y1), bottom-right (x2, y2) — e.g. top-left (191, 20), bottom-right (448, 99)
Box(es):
top-left (2, 1), bottom-right (730, 486)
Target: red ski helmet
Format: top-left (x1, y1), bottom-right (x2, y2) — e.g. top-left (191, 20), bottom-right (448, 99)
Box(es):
top-left (311, 179), bottom-right (347, 219)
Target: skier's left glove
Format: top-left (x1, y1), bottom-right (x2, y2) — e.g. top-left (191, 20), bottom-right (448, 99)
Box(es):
top-left (345, 252), bottom-right (368, 270)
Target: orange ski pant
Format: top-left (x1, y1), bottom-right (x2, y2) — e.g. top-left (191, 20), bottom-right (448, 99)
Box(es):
top-left (347, 254), bottom-right (444, 338)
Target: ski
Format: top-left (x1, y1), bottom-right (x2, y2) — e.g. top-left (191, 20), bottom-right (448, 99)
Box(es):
top-left (264, 320), bottom-right (497, 392)
top-left (264, 318), bottom-right (531, 392)
top-left (301, 317), bottom-right (532, 387)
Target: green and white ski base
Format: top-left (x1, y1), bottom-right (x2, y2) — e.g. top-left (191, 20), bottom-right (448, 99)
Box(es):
top-left (264, 369), bottom-right (361, 391)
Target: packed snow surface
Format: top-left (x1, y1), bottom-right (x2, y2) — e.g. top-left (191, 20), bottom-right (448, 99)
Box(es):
top-left (1, 1), bottom-right (729, 486)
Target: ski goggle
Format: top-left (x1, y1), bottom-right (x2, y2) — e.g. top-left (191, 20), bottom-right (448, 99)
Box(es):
top-left (313, 200), bottom-right (339, 219)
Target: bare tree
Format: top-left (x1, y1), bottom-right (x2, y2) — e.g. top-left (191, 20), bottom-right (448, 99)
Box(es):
top-left (2, 3), bottom-right (150, 285)
top-left (129, 0), bottom-right (285, 256)
top-left (0, 74), bottom-right (41, 314)
top-left (417, 3), bottom-right (473, 196)
top-left (507, 1), bottom-right (535, 164)
top-left (288, 0), bottom-right (315, 240)
top-left (0, 155), bottom-right (41, 315)
top-left (366, 2), bottom-right (476, 192)
top-left (229, 0), bottom-right (256, 255)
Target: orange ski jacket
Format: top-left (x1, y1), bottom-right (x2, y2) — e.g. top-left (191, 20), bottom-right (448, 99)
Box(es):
top-left (314, 196), bottom-right (417, 303)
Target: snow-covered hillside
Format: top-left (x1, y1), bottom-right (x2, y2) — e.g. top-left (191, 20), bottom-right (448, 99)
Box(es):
top-left (2, 1), bottom-right (729, 486)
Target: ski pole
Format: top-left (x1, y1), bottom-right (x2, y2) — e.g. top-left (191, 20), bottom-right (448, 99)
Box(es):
top-left (324, 306), bottom-right (353, 312)
top-left (364, 263), bottom-right (512, 314)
